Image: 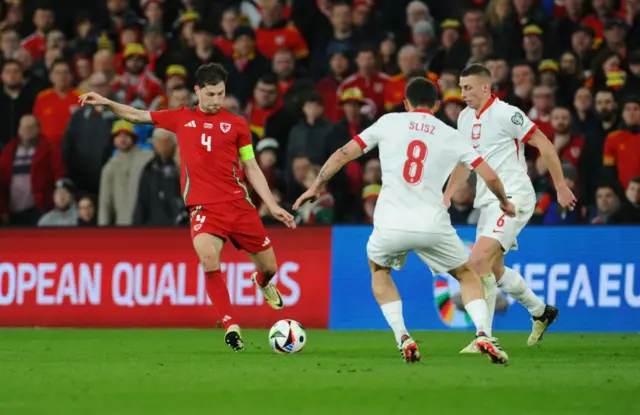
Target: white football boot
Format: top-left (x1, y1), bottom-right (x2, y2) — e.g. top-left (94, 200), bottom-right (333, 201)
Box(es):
top-left (251, 271), bottom-right (284, 310)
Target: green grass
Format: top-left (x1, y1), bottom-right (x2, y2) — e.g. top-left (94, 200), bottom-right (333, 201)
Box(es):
top-left (0, 330), bottom-right (638, 414)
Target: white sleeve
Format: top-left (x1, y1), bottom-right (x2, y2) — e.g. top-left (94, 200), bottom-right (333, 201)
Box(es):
top-left (353, 119), bottom-right (383, 153)
top-left (453, 132), bottom-right (484, 170)
top-left (502, 106), bottom-right (539, 143)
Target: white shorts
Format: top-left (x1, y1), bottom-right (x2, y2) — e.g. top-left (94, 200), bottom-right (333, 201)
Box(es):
top-left (476, 197), bottom-right (536, 252)
top-left (367, 227), bottom-right (469, 274)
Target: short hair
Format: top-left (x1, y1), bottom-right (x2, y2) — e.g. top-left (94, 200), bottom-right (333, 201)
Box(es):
top-left (2, 58), bottom-right (21, 71)
top-left (50, 58), bottom-right (70, 72)
top-left (194, 63), bottom-right (227, 87)
top-left (595, 88), bottom-right (616, 99)
top-left (405, 77), bottom-right (438, 108)
top-left (630, 176), bottom-right (640, 186)
top-left (440, 68), bottom-right (460, 77)
top-left (356, 43), bottom-right (377, 58)
top-left (460, 63), bottom-right (492, 78)
top-left (257, 73), bottom-right (278, 86)
top-left (172, 85), bottom-right (190, 94)
top-left (304, 92), bottom-right (323, 105)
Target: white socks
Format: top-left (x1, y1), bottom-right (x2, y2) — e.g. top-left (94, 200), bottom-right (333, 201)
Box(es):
top-left (480, 274), bottom-right (498, 337)
top-left (381, 300), bottom-right (409, 345)
top-left (498, 267), bottom-right (546, 318)
top-left (465, 299), bottom-right (489, 335)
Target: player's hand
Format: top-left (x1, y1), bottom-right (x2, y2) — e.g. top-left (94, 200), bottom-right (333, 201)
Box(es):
top-left (443, 195), bottom-right (452, 209)
top-left (557, 185), bottom-right (577, 211)
top-left (292, 187), bottom-right (321, 211)
top-left (270, 206), bottom-right (296, 229)
top-left (78, 92), bottom-right (109, 106)
top-left (499, 201), bottom-right (517, 218)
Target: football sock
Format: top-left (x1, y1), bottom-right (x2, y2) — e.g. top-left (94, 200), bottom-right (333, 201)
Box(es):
top-left (205, 270), bottom-right (236, 329)
top-left (480, 273), bottom-right (498, 337)
top-left (380, 301), bottom-right (409, 345)
top-left (498, 267), bottom-right (545, 318)
top-left (465, 299), bottom-right (489, 335)
top-left (254, 271), bottom-right (273, 287)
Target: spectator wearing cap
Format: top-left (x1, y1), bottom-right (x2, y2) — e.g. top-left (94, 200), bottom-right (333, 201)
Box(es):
top-left (411, 20), bottom-right (438, 68)
top-left (98, 120), bottom-right (153, 226)
top-left (549, 0), bottom-right (586, 56)
top-left (522, 24), bottom-right (545, 67)
top-left (133, 128), bottom-right (186, 226)
top-left (32, 59), bottom-right (81, 144)
top-left (62, 72), bottom-right (117, 196)
top-left (37, 178), bottom-right (78, 227)
top-left (337, 44), bottom-right (389, 120)
top-left (440, 89), bottom-right (465, 128)
top-left (538, 59), bottom-right (559, 90)
top-left (113, 23), bottom-right (142, 72)
top-left (250, 137), bottom-right (285, 206)
top-left (215, 7), bottom-right (240, 57)
top-left (316, 50), bottom-right (352, 122)
top-left (0, 114), bottom-right (64, 227)
top-left (362, 183), bottom-right (380, 224)
top-left (571, 25), bottom-right (597, 75)
top-left (163, 64), bottom-right (188, 98)
top-left (383, 45), bottom-right (423, 112)
top-left (610, 176), bottom-right (640, 224)
top-left (112, 43), bottom-right (164, 108)
top-left (430, 19), bottom-right (468, 75)
top-left (183, 22), bottom-right (226, 81)
top-left (588, 182), bottom-right (620, 224)
top-left (172, 9), bottom-right (200, 51)
top-left (603, 98), bottom-right (640, 190)
top-left (499, 0), bottom-right (548, 61)
top-left (21, 3), bottom-right (54, 62)
top-left (580, 0), bottom-right (625, 40)
top-left (312, 1), bottom-right (364, 80)
top-left (245, 74), bottom-right (281, 138)
top-left (222, 26), bottom-right (271, 106)
top-left (586, 50), bottom-right (623, 90)
top-left (0, 59), bottom-right (36, 148)
top-left (255, 0), bottom-right (308, 63)
top-left (599, 18), bottom-right (629, 56)
top-left (535, 163), bottom-right (582, 225)
top-left (143, 24), bottom-right (171, 80)
top-left (485, 56), bottom-right (510, 99)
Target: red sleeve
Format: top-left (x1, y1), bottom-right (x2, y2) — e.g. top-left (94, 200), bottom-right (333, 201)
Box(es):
top-left (237, 119), bottom-right (252, 149)
top-left (150, 108), bottom-right (182, 132)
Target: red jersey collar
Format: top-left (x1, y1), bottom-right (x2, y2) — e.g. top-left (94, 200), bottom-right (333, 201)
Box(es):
top-left (475, 95), bottom-right (497, 119)
top-left (195, 105), bottom-right (223, 117)
top-left (412, 108), bottom-right (433, 115)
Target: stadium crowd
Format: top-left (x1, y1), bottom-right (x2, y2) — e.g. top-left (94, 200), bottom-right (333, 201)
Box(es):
top-left (0, 0), bottom-right (638, 228)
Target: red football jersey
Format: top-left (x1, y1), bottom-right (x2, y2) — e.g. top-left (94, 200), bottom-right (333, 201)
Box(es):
top-left (150, 107), bottom-right (253, 207)
top-left (337, 72), bottom-right (390, 119)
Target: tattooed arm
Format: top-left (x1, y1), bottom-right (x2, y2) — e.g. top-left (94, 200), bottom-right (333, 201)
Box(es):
top-left (293, 140), bottom-right (363, 210)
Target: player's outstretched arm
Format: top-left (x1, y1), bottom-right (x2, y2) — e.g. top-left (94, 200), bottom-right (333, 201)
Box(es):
top-left (444, 163), bottom-right (470, 208)
top-left (474, 161), bottom-right (516, 217)
top-left (78, 92), bottom-right (152, 124)
top-left (243, 158), bottom-right (296, 228)
top-left (526, 130), bottom-right (577, 210)
top-left (293, 140), bottom-right (362, 210)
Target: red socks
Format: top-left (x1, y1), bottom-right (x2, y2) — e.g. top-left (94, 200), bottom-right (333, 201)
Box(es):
top-left (205, 270), bottom-right (236, 329)
top-left (254, 271), bottom-right (273, 287)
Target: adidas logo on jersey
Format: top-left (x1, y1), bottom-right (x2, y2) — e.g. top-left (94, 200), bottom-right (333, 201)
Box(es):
top-left (185, 121), bottom-right (197, 128)
top-left (262, 237), bottom-right (271, 247)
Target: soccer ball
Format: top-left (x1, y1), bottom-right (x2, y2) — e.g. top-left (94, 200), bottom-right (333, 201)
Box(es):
top-left (268, 319), bottom-right (306, 354)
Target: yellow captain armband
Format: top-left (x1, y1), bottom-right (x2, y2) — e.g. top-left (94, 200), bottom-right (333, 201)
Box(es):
top-left (239, 144), bottom-right (255, 161)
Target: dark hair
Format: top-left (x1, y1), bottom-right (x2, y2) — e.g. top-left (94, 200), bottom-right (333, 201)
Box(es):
top-left (460, 63), bottom-right (492, 78)
top-left (36, 2), bottom-right (54, 12)
top-left (194, 63), bottom-right (227, 87)
top-left (332, 0), bottom-right (351, 9)
top-left (50, 58), bottom-right (70, 72)
top-left (304, 92), bottom-right (323, 105)
top-left (405, 77), bottom-right (438, 108)
top-left (440, 68), bottom-right (460, 77)
top-left (2, 58), bottom-right (21, 71)
top-left (486, 55), bottom-right (507, 63)
top-left (356, 43), bottom-right (377, 57)
top-left (630, 176), bottom-right (640, 187)
top-left (257, 73), bottom-right (278, 86)
top-left (171, 84), bottom-right (190, 94)
top-left (594, 87), bottom-right (616, 99)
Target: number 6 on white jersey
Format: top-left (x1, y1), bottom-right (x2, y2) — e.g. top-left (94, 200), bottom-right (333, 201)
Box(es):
top-left (201, 133), bottom-right (212, 152)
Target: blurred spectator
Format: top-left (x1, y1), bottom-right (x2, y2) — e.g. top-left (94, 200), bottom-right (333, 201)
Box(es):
top-left (1, 27), bottom-right (20, 62)
top-left (286, 93), bottom-right (331, 184)
top-left (411, 20), bottom-right (437, 68)
top-left (430, 19), bottom-right (468, 74)
top-left (384, 45), bottom-right (422, 112)
top-left (581, 0), bottom-right (624, 40)
top-left (214, 7), bottom-right (239, 57)
top-left (440, 90), bottom-right (465, 127)
top-left (468, 33), bottom-right (493, 66)
top-left (255, 0), bottom-right (308, 62)
top-left (258, 188), bottom-right (286, 226)
top-left (505, 61), bottom-right (535, 112)
top-left (112, 43), bottom-right (164, 109)
top-left (528, 85), bottom-right (555, 138)
top-left (448, 174), bottom-right (479, 225)
top-left (572, 87), bottom-right (598, 135)
top-left (588, 182), bottom-right (620, 224)
top-left (38, 178), bottom-right (77, 227)
top-left (621, 50), bottom-right (640, 99)
top-left (522, 25), bottom-right (545, 67)
top-left (142, 1), bottom-right (165, 32)
top-left (62, 72), bottom-right (117, 196)
top-left (571, 25), bottom-right (596, 76)
top-left (628, 0), bottom-right (640, 50)
top-left (74, 54), bottom-right (93, 92)
top-left (601, 18), bottom-right (628, 56)
top-left (549, 0), bottom-right (585, 56)
top-left (93, 49), bottom-right (118, 85)
top-left (169, 84), bottom-right (193, 109)
top-left (98, 121), bottom-right (153, 226)
top-left (32, 59), bottom-right (80, 144)
top-left (378, 34), bottom-right (398, 75)
top-left (246, 74), bottom-right (280, 138)
top-left (0, 115), bottom-right (64, 227)
top-left (486, 56), bottom-right (510, 99)
top-left (143, 24), bottom-right (171, 81)
top-left (602, 98), bottom-right (640, 189)
top-left (133, 128), bottom-right (186, 226)
top-left (68, 12), bottom-right (95, 56)
top-left (76, 194), bottom-right (97, 227)
top-left (539, 107), bottom-right (585, 175)
top-left (538, 60), bottom-right (559, 91)
top-left (251, 137), bottom-right (285, 202)
top-left (223, 95), bottom-right (241, 115)
top-left (183, 23), bottom-right (225, 81)
top-left (462, 7), bottom-right (487, 40)
top-left (316, 50), bottom-right (351, 122)
top-left (222, 26), bottom-right (270, 106)
top-left (609, 176), bottom-right (640, 224)
top-left (162, 64), bottom-right (188, 100)
top-left (362, 183), bottom-right (380, 223)
top-left (295, 165), bottom-right (335, 225)
top-left (0, 59), bottom-right (36, 147)
top-left (535, 163), bottom-right (582, 225)
top-left (487, 0), bottom-right (512, 45)
top-left (337, 44), bottom-right (389, 119)
top-left (287, 154), bottom-right (310, 201)
top-left (21, 3), bottom-right (54, 62)
top-left (272, 48), bottom-right (298, 95)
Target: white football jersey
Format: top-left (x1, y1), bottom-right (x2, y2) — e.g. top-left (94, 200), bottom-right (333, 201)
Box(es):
top-left (457, 96), bottom-right (537, 208)
top-left (354, 109), bottom-right (483, 233)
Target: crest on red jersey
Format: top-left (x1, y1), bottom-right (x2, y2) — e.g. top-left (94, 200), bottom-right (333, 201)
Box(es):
top-left (220, 123), bottom-right (231, 133)
top-left (472, 123), bottom-right (482, 140)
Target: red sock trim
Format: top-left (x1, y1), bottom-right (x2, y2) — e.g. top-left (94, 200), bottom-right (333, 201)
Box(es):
top-left (205, 270), bottom-right (236, 329)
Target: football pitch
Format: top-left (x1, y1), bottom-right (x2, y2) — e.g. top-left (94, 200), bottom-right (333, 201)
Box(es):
top-left (1, 330), bottom-right (638, 415)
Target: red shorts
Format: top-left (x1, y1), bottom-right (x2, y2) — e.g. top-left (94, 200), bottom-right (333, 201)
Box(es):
top-left (189, 199), bottom-right (272, 254)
